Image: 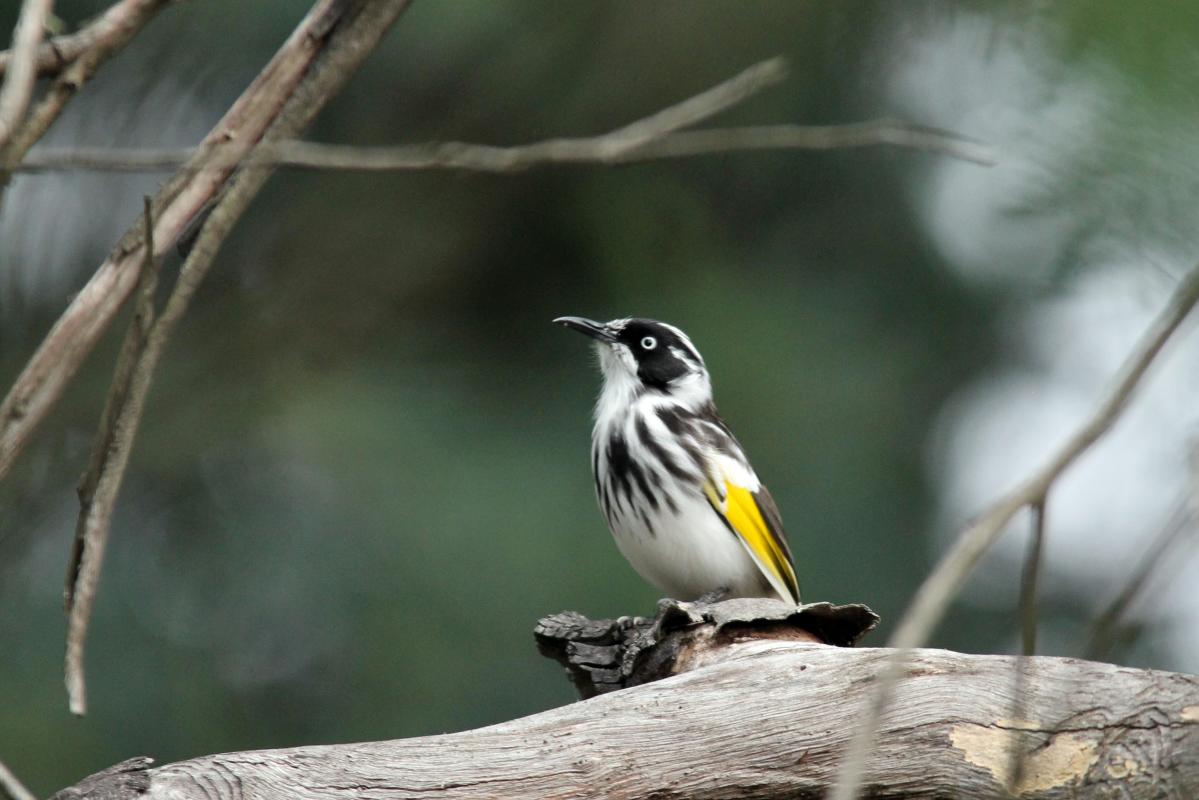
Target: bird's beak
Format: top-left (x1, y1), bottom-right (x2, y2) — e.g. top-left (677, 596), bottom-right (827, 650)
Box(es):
top-left (553, 316), bottom-right (618, 343)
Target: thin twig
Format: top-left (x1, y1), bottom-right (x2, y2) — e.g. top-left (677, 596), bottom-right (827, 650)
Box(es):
top-left (0, 759), bottom-right (36, 800)
top-left (0, 0), bottom-right (170, 193)
top-left (1020, 500), bottom-right (1046, 656)
top-left (11, 56), bottom-right (794, 175)
top-left (0, 53), bottom-right (784, 483)
top-left (63, 206), bottom-right (161, 609)
top-left (1086, 484), bottom-right (1199, 660)
top-left (0, 30), bottom-right (69, 79)
top-left (59, 0), bottom-right (416, 715)
top-left (64, 198), bottom-right (159, 715)
top-left (0, 0), bottom-right (52, 151)
top-left (1006, 500), bottom-right (1047, 796)
top-left (830, 263), bottom-right (1199, 800)
top-left (15, 120), bottom-right (995, 174)
top-left (0, 0), bottom-right (363, 483)
top-left (606, 120), bottom-right (994, 165)
top-left (595, 57), bottom-right (786, 149)
top-left (0, 0), bottom-right (159, 80)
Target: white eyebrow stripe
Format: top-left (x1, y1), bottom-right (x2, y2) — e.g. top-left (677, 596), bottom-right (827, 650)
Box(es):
top-left (668, 345), bottom-right (692, 364)
top-left (659, 323), bottom-right (703, 366)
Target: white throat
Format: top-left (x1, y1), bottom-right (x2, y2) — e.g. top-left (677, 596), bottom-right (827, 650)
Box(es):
top-left (591, 341), bottom-right (713, 435)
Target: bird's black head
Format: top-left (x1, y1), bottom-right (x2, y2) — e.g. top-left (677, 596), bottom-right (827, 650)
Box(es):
top-left (554, 316), bottom-right (708, 395)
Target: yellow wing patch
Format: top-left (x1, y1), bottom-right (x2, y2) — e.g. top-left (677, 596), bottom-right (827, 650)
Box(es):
top-left (704, 480), bottom-right (800, 604)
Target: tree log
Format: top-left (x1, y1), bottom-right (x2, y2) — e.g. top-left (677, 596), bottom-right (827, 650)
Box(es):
top-left (535, 597), bottom-right (879, 697)
top-left (51, 641), bottom-right (1199, 799)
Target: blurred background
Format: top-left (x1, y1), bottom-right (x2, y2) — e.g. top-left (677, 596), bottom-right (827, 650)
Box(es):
top-left (2, 0), bottom-right (1199, 795)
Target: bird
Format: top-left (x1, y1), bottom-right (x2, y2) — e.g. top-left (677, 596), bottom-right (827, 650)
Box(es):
top-left (554, 316), bottom-right (800, 606)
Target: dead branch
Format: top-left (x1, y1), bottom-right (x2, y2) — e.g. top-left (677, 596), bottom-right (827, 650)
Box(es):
top-left (1086, 451), bottom-right (1199, 660)
top-left (830, 262), bottom-right (1199, 800)
top-left (0, 0), bottom-right (51, 150)
top-left (0, 759), bottom-right (36, 800)
top-left (0, 51), bottom-right (777, 487)
top-left (13, 119), bottom-right (995, 174)
top-left (57, 0), bottom-right (417, 716)
top-left (5, 55), bottom-right (994, 174)
top-left (48, 642), bottom-right (1199, 800)
top-left (63, 199), bottom-right (161, 714)
top-left (0, 24), bottom-right (68, 79)
top-left (1020, 500), bottom-right (1047, 656)
top-left (0, 0), bottom-right (164, 80)
top-left (0, 0), bottom-right (170, 184)
top-left (0, 0), bottom-right (380, 482)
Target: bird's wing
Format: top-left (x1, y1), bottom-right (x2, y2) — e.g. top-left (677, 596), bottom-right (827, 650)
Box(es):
top-left (702, 457), bottom-right (800, 605)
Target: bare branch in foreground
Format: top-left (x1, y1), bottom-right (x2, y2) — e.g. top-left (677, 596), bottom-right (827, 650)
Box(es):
top-left (15, 119), bottom-right (995, 174)
top-left (10, 54), bottom-right (790, 176)
top-left (58, 0), bottom-right (416, 716)
top-left (0, 0), bottom-right (164, 80)
top-left (594, 56), bottom-right (786, 149)
top-left (830, 263), bottom-right (1199, 800)
top-left (1020, 500), bottom-right (1046, 656)
top-left (0, 25), bottom-right (66, 79)
top-left (1, 0), bottom-right (170, 183)
top-left (0, 0), bottom-right (368, 484)
top-left (49, 644), bottom-right (1199, 800)
top-left (1086, 454), bottom-right (1199, 660)
top-left (1009, 500), bottom-right (1047, 791)
top-left (0, 53), bottom-right (783, 487)
top-left (0, 759), bottom-right (36, 800)
top-left (0, 0), bottom-right (52, 150)
top-left (64, 199), bottom-right (161, 715)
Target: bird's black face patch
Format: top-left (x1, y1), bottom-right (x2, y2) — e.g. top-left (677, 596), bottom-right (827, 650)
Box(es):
top-left (617, 319), bottom-right (700, 391)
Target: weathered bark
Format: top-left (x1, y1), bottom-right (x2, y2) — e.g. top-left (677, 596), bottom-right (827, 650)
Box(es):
top-left (535, 597), bottom-right (879, 697)
top-left (52, 642), bottom-right (1199, 799)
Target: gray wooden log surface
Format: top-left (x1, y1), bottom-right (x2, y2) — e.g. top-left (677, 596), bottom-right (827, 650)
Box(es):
top-left (53, 642), bottom-right (1199, 799)
top-left (535, 597), bottom-right (880, 697)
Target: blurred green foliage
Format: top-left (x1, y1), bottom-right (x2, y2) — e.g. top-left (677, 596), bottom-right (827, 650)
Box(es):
top-left (1, 1), bottom-right (1196, 795)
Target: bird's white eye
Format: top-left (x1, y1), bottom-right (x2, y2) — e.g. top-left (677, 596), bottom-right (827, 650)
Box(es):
top-left (640, 336), bottom-right (658, 350)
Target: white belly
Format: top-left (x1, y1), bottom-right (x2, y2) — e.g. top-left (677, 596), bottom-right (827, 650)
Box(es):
top-left (607, 482), bottom-right (776, 601)
top-left (589, 389), bottom-right (783, 602)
